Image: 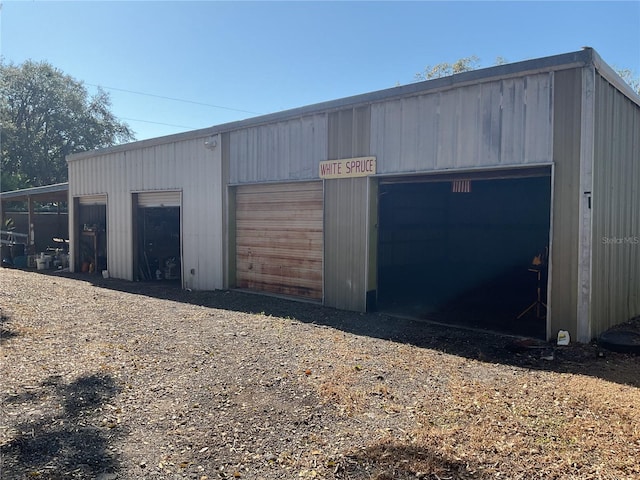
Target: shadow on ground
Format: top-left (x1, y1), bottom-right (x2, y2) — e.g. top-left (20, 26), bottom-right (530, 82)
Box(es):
top-left (1, 311), bottom-right (18, 343)
top-left (40, 271), bottom-right (640, 388)
top-left (0, 373), bottom-right (121, 479)
top-left (340, 443), bottom-right (488, 480)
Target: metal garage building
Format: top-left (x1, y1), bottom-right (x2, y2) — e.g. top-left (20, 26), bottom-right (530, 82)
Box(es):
top-left (67, 48), bottom-right (640, 343)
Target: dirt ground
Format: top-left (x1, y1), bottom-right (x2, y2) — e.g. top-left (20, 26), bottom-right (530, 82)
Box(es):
top-left (1, 268), bottom-right (639, 479)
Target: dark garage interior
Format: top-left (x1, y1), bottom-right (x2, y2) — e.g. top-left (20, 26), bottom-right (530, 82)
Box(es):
top-left (136, 206), bottom-right (181, 282)
top-left (77, 204), bottom-right (107, 273)
top-left (377, 173), bottom-right (552, 338)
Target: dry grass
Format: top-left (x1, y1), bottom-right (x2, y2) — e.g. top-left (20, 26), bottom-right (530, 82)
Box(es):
top-left (1, 268), bottom-right (639, 479)
top-left (316, 355), bottom-right (640, 479)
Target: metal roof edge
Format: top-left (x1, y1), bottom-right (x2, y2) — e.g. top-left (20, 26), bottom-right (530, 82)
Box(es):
top-left (590, 49), bottom-right (640, 108)
top-left (217, 49), bottom-right (594, 131)
top-left (68, 49), bottom-right (596, 162)
top-left (67, 127), bottom-right (220, 162)
top-left (1, 182), bottom-right (69, 200)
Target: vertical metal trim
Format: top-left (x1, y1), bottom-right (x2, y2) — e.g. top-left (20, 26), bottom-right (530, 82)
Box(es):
top-left (363, 178), bottom-right (370, 309)
top-left (322, 179), bottom-right (326, 305)
top-left (104, 194), bottom-right (109, 279)
top-left (226, 185), bottom-right (237, 289)
top-left (577, 66), bottom-right (596, 342)
top-left (544, 72), bottom-right (556, 342)
top-left (131, 193), bottom-right (138, 281)
top-left (179, 190), bottom-right (184, 290)
top-left (545, 163), bottom-right (556, 340)
top-left (70, 197), bottom-right (79, 273)
top-left (221, 133), bottom-right (231, 289)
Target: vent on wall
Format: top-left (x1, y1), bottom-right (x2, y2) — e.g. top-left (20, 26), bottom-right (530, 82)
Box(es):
top-left (452, 180), bottom-right (472, 193)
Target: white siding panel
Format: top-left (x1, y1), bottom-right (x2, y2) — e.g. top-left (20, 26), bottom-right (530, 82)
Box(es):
top-left (372, 73), bottom-right (553, 174)
top-left (137, 191), bottom-right (181, 207)
top-left (479, 81), bottom-right (503, 165)
top-left (377, 100), bottom-right (403, 171)
top-left (458, 85), bottom-right (482, 168)
top-left (68, 135), bottom-right (224, 289)
top-left (78, 194), bottom-right (107, 205)
top-left (179, 138), bottom-right (224, 291)
top-left (501, 78), bottom-right (526, 164)
top-left (591, 74), bottom-right (640, 335)
top-left (523, 74), bottom-right (554, 164)
top-left (229, 114), bottom-right (328, 184)
top-left (416, 94), bottom-right (440, 169)
top-left (437, 89), bottom-right (459, 170)
top-left (109, 191), bottom-right (132, 280)
top-left (399, 97), bottom-right (420, 171)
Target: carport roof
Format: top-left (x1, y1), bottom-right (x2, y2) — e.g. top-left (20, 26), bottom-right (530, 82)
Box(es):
top-left (0, 183), bottom-right (69, 203)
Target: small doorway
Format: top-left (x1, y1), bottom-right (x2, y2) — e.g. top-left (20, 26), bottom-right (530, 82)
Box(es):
top-left (134, 192), bottom-right (182, 284)
top-left (76, 195), bottom-right (107, 274)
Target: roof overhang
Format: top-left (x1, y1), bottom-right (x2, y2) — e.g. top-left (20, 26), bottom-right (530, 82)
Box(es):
top-left (0, 183), bottom-right (69, 204)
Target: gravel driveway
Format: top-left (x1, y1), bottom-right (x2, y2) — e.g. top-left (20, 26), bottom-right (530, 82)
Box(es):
top-left (1, 269), bottom-right (639, 479)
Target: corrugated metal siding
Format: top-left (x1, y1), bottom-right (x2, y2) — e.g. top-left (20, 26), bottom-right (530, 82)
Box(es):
top-left (179, 138), bottom-right (224, 291)
top-left (136, 191), bottom-right (181, 207)
top-left (229, 114), bottom-right (328, 184)
top-left (324, 107), bottom-right (373, 311)
top-left (328, 107), bottom-right (371, 159)
top-left (77, 194), bottom-right (107, 205)
top-left (591, 74), bottom-right (640, 335)
top-left (370, 73), bottom-right (553, 173)
top-left (548, 68), bottom-right (583, 340)
top-left (68, 136), bottom-right (224, 290)
top-left (235, 182), bottom-right (323, 300)
top-left (324, 177), bottom-right (369, 311)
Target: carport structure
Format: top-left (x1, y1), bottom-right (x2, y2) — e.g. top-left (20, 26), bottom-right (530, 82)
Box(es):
top-left (0, 183), bottom-right (69, 255)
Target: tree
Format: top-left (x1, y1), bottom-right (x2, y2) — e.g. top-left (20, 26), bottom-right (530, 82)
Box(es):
top-left (415, 56), bottom-right (640, 96)
top-left (0, 60), bottom-right (135, 191)
top-left (414, 55), bottom-right (481, 81)
top-left (615, 68), bottom-right (640, 95)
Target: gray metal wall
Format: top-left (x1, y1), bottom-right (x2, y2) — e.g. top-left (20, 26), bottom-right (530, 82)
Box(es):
top-left (324, 177), bottom-right (370, 310)
top-left (228, 114), bottom-right (328, 184)
top-left (68, 135), bottom-right (224, 290)
top-left (370, 73), bottom-right (553, 173)
top-left (548, 68), bottom-right (583, 341)
top-left (324, 108), bottom-right (373, 311)
top-left (591, 74), bottom-right (640, 335)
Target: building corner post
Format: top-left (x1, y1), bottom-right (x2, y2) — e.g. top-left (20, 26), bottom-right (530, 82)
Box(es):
top-left (576, 65), bottom-right (596, 343)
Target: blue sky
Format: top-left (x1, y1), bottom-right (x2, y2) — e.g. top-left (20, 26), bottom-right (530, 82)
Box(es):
top-left (2, 1), bottom-right (639, 141)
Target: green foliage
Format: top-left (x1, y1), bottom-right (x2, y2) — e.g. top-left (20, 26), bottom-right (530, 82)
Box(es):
top-left (415, 56), bottom-right (639, 97)
top-left (0, 59), bottom-right (135, 191)
top-left (0, 170), bottom-right (30, 192)
top-left (615, 68), bottom-right (640, 95)
top-left (414, 55), bottom-right (481, 81)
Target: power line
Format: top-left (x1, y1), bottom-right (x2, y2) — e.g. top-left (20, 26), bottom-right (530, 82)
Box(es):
top-left (86, 83), bottom-right (263, 115)
top-left (120, 117), bottom-right (200, 130)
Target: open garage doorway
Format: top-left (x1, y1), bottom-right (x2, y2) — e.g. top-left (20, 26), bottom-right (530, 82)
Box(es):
top-left (75, 195), bottom-right (107, 274)
top-left (134, 192), bottom-right (182, 284)
top-left (377, 169), bottom-right (552, 339)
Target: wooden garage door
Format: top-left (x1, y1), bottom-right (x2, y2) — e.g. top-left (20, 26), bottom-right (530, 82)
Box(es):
top-left (236, 182), bottom-right (323, 300)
